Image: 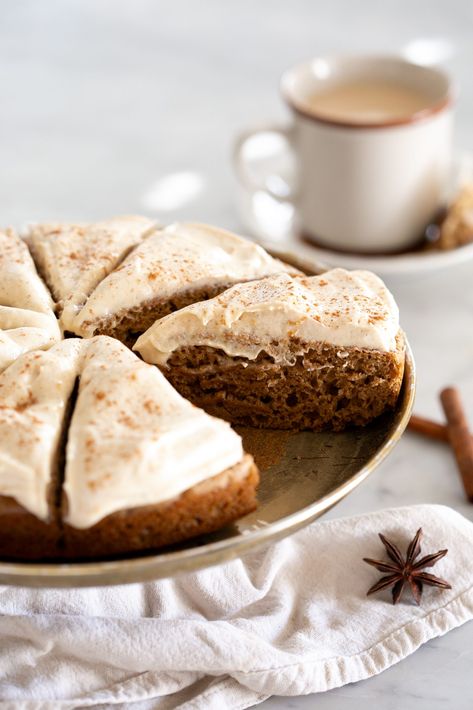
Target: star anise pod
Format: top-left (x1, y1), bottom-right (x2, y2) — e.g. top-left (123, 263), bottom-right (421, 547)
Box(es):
top-left (363, 527), bottom-right (451, 605)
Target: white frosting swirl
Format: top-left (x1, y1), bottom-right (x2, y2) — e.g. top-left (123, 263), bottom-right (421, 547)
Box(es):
top-left (134, 269), bottom-right (400, 366)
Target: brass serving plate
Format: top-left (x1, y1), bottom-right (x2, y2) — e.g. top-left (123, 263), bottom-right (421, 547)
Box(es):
top-left (0, 342), bottom-right (415, 588)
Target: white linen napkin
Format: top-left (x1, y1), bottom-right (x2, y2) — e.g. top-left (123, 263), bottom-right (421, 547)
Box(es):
top-left (1, 503), bottom-right (472, 709)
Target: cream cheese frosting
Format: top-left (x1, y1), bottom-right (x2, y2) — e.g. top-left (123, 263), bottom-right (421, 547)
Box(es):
top-left (0, 230), bottom-right (61, 373)
top-left (68, 222), bottom-right (297, 337)
top-left (63, 336), bottom-right (244, 528)
top-left (0, 335), bottom-right (245, 526)
top-left (0, 340), bottom-right (83, 520)
top-left (25, 216), bottom-right (156, 331)
top-left (134, 269), bottom-right (400, 366)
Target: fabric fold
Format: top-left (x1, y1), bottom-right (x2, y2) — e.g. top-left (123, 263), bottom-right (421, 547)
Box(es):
top-left (0, 504), bottom-right (472, 709)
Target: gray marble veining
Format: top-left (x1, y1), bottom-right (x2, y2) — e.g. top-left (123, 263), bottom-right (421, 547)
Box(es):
top-left (0, 1), bottom-right (472, 707)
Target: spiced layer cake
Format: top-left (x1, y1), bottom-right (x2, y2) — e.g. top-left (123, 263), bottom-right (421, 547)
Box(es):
top-left (26, 215), bottom-right (155, 332)
top-left (66, 222), bottom-right (299, 345)
top-left (0, 229), bottom-right (60, 373)
top-left (134, 269), bottom-right (405, 431)
top-left (0, 336), bottom-right (258, 560)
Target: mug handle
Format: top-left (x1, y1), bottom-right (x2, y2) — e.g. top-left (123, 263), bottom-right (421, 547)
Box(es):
top-left (233, 124), bottom-right (298, 202)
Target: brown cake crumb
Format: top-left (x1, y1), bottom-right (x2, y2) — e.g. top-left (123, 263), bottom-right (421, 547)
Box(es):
top-left (160, 334), bottom-right (405, 431)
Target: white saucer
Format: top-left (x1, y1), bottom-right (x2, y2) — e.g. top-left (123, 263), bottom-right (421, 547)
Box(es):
top-left (235, 154), bottom-right (473, 281)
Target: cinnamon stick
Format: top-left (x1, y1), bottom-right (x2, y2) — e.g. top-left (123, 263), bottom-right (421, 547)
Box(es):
top-left (408, 414), bottom-right (450, 443)
top-left (440, 387), bottom-right (473, 502)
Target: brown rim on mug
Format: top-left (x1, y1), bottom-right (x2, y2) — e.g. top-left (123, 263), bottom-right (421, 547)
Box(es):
top-left (281, 54), bottom-right (456, 130)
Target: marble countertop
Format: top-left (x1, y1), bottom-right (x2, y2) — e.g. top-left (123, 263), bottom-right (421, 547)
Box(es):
top-left (1, 1), bottom-right (472, 706)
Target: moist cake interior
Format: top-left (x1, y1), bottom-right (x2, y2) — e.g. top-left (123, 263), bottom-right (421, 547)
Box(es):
top-left (134, 269), bottom-right (405, 431)
top-left (157, 338), bottom-right (404, 431)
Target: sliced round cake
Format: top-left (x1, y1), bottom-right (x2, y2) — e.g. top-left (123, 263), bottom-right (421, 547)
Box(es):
top-left (0, 216), bottom-right (407, 563)
top-left (134, 269), bottom-right (405, 431)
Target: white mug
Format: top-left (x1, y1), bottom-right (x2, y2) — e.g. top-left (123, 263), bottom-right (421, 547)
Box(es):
top-left (234, 55), bottom-right (454, 254)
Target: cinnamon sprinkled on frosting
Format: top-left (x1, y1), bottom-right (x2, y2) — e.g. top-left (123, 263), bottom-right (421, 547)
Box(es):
top-left (63, 336), bottom-right (244, 528)
top-left (25, 216), bottom-right (156, 331)
top-left (69, 222), bottom-right (297, 337)
top-left (134, 269), bottom-right (400, 366)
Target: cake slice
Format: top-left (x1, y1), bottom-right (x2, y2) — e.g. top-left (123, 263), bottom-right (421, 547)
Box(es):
top-left (67, 222), bottom-right (299, 345)
top-left (134, 269), bottom-right (405, 431)
top-left (25, 215), bottom-right (155, 331)
top-left (0, 336), bottom-right (258, 560)
top-left (0, 340), bottom-right (82, 559)
top-left (0, 229), bottom-right (61, 373)
top-left (61, 336), bottom-right (258, 557)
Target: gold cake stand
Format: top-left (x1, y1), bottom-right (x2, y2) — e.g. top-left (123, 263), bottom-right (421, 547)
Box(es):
top-left (0, 342), bottom-right (415, 588)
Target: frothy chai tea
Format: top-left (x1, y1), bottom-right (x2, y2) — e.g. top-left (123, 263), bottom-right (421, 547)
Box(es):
top-left (304, 80), bottom-right (433, 124)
